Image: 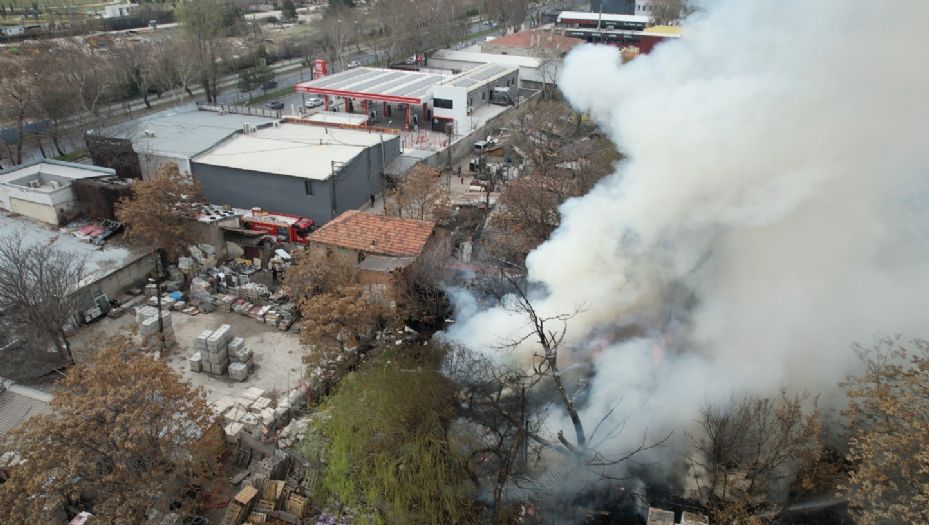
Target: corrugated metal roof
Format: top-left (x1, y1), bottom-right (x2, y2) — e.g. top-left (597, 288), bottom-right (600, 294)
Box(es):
top-left (0, 380), bottom-right (51, 436)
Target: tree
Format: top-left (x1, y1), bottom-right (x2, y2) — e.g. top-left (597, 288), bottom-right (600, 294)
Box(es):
top-left (491, 101), bottom-right (618, 262)
top-left (283, 248), bottom-right (356, 300)
top-left (0, 233), bottom-right (87, 366)
top-left (115, 163), bottom-right (204, 262)
top-left (686, 391), bottom-right (827, 523)
top-left (385, 163), bottom-right (451, 222)
top-left (303, 354), bottom-right (477, 523)
top-left (650, 0), bottom-right (694, 25)
top-left (281, 0), bottom-right (297, 22)
top-left (487, 0), bottom-right (528, 34)
top-left (112, 40), bottom-right (157, 109)
top-left (0, 343), bottom-right (217, 523)
top-left (177, 0), bottom-right (229, 103)
top-left (236, 61), bottom-right (274, 99)
top-left (0, 57), bottom-right (35, 166)
top-left (298, 285), bottom-right (381, 354)
top-left (840, 338), bottom-right (929, 524)
top-left (318, 4), bottom-right (361, 69)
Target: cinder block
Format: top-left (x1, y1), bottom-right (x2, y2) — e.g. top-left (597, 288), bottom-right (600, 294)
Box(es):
top-left (188, 352), bottom-right (202, 372)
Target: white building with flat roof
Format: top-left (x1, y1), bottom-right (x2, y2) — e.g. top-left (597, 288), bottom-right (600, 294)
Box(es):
top-left (0, 160), bottom-right (115, 225)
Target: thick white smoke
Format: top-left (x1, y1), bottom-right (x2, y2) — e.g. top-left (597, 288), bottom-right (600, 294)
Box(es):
top-left (450, 0), bottom-right (929, 466)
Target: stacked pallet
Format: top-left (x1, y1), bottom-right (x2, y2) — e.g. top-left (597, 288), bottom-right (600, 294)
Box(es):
top-left (220, 484), bottom-right (258, 525)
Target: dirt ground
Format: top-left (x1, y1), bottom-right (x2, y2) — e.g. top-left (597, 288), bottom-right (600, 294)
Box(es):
top-left (70, 309), bottom-right (308, 405)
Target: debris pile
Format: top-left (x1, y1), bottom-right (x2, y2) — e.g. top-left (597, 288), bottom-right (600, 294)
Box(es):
top-left (186, 278), bottom-right (299, 331)
top-left (213, 385), bottom-right (309, 445)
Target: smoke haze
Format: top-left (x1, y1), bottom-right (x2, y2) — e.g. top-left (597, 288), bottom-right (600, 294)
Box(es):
top-left (449, 0), bottom-right (929, 464)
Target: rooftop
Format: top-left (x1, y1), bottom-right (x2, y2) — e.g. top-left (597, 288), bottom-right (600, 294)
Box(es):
top-left (557, 11), bottom-right (651, 24)
top-left (0, 160), bottom-right (114, 191)
top-left (0, 379), bottom-right (52, 437)
top-left (442, 63), bottom-right (517, 89)
top-left (192, 124), bottom-right (394, 180)
top-left (484, 29), bottom-right (585, 52)
top-left (295, 67), bottom-right (450, 104)
top-left (96, 108), bottom-right (278, 158)
top-left (307, 210), bottom-right (435, 257)
top-left (429, 49), bottom-right (542, 69)
top-left (0, 212), bottom-right (152, 287)
top-left (642, 25), bottom-right (683, 37)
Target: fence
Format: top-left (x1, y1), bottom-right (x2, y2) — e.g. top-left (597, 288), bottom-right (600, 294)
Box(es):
top-left (196, 103), bottom-right (282, 119)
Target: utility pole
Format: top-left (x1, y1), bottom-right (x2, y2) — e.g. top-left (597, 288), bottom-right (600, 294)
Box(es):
top-left (150, 247), bottom-right (167, 350)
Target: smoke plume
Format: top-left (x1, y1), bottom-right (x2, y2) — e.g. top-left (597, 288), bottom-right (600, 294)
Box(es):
top-left (449, 0), bottom-right (929, 467)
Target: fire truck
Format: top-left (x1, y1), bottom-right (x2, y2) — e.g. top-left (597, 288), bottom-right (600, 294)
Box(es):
top-left (241, 208), bottom-right (315, 244)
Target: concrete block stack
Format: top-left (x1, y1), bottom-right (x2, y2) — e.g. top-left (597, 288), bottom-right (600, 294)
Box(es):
top-left (228, 337), bottom-right (254, 373)
top-left (191, 325), bottom-right (254, 380)
top-left (136, 306), bottom-right (175, 347)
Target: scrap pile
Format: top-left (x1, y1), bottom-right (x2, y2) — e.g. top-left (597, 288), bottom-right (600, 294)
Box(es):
top-left (60, 218), bottom-right (122, 246)
top-left (189, 324), bottom-right (254, 380)
top-left (185, 276), bottom-right (299, 331)
top-left (213, 386), bottom-right (308, 446)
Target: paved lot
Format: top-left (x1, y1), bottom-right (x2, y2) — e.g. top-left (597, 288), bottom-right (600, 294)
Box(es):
top-left (71, 309), bottom-right (307, 404)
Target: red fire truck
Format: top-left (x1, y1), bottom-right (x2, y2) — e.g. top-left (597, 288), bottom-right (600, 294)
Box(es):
top-left (241, 208), bottom-right (315, 244)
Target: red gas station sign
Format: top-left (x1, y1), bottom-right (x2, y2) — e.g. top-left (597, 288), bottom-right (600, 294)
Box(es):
top-left (312, 59), bottom-right (328, 79)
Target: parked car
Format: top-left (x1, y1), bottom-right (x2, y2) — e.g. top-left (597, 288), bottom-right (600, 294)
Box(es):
top-left (305, 97), bottom-right (324, 108)
top-left (267, 101), bottom-right (285, 110)
top-left (347, 60), bottom-right (361, 69)
top-left (405, 55), bottom-right (417, 65)
top-left (262, 80), bottom-right (278, 90)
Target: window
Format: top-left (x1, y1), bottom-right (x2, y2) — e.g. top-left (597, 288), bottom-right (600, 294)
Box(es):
top-left (434, 98), bottom-right (453, 109)
top-left (304, 179), bottom-right (313, 195)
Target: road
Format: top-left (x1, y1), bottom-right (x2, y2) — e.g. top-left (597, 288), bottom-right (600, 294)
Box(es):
top-left (7, 17), bottom-right (512, 165)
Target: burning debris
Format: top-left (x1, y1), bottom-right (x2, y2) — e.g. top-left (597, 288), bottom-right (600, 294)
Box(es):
top-left (448, 0), bottom-right (929, 510)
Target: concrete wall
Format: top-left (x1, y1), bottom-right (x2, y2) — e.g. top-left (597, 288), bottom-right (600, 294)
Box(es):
top-left (191, 136), bottom-right (400, 225)
top-left (9, 198), bottom-right (59, 225)
top-left (74, 251), bottom-right (157, 313)
top-left (1, 185), bottom-right (79, 225)
top-left (139, 153), bottom-right (190, 180)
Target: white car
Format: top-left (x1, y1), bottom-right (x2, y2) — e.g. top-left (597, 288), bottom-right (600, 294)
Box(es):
top-left (305, 97), bottom-right (324, 109)
top-left (347, 60), bottom-right (361, 69)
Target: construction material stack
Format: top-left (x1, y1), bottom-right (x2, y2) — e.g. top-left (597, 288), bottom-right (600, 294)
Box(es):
top-left (190, 324), bottom-right (254, 380)
top-left (135, 306), bottom-right (175, 349)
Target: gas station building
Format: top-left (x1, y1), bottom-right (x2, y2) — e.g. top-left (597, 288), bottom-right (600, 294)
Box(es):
top-left (294, 64), bottom-right (518, 136)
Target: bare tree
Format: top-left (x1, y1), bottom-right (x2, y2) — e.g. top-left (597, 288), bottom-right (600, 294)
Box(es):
top-left (177, 0), bottom-right (230, 103)
top-left (385, 163), bottom-right (451, 222)
top-left (0, 58), bottom-right (35, 165)
top-left (0, 233), bottom-right (88, 366)
top-left (112, 40), bottom-right (157, 109)
top-left (686, 391), bottom-right (826, 522)
top-left (487, 0), bottom-right (529, 34)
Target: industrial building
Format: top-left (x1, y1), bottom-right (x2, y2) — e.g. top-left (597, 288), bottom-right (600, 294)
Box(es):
top-left (190, 124), bottom-right (401, 225)
top-left (89, 108), bottom-right (278, 180)
top-left (0, 160), bottom-right (116, 226)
